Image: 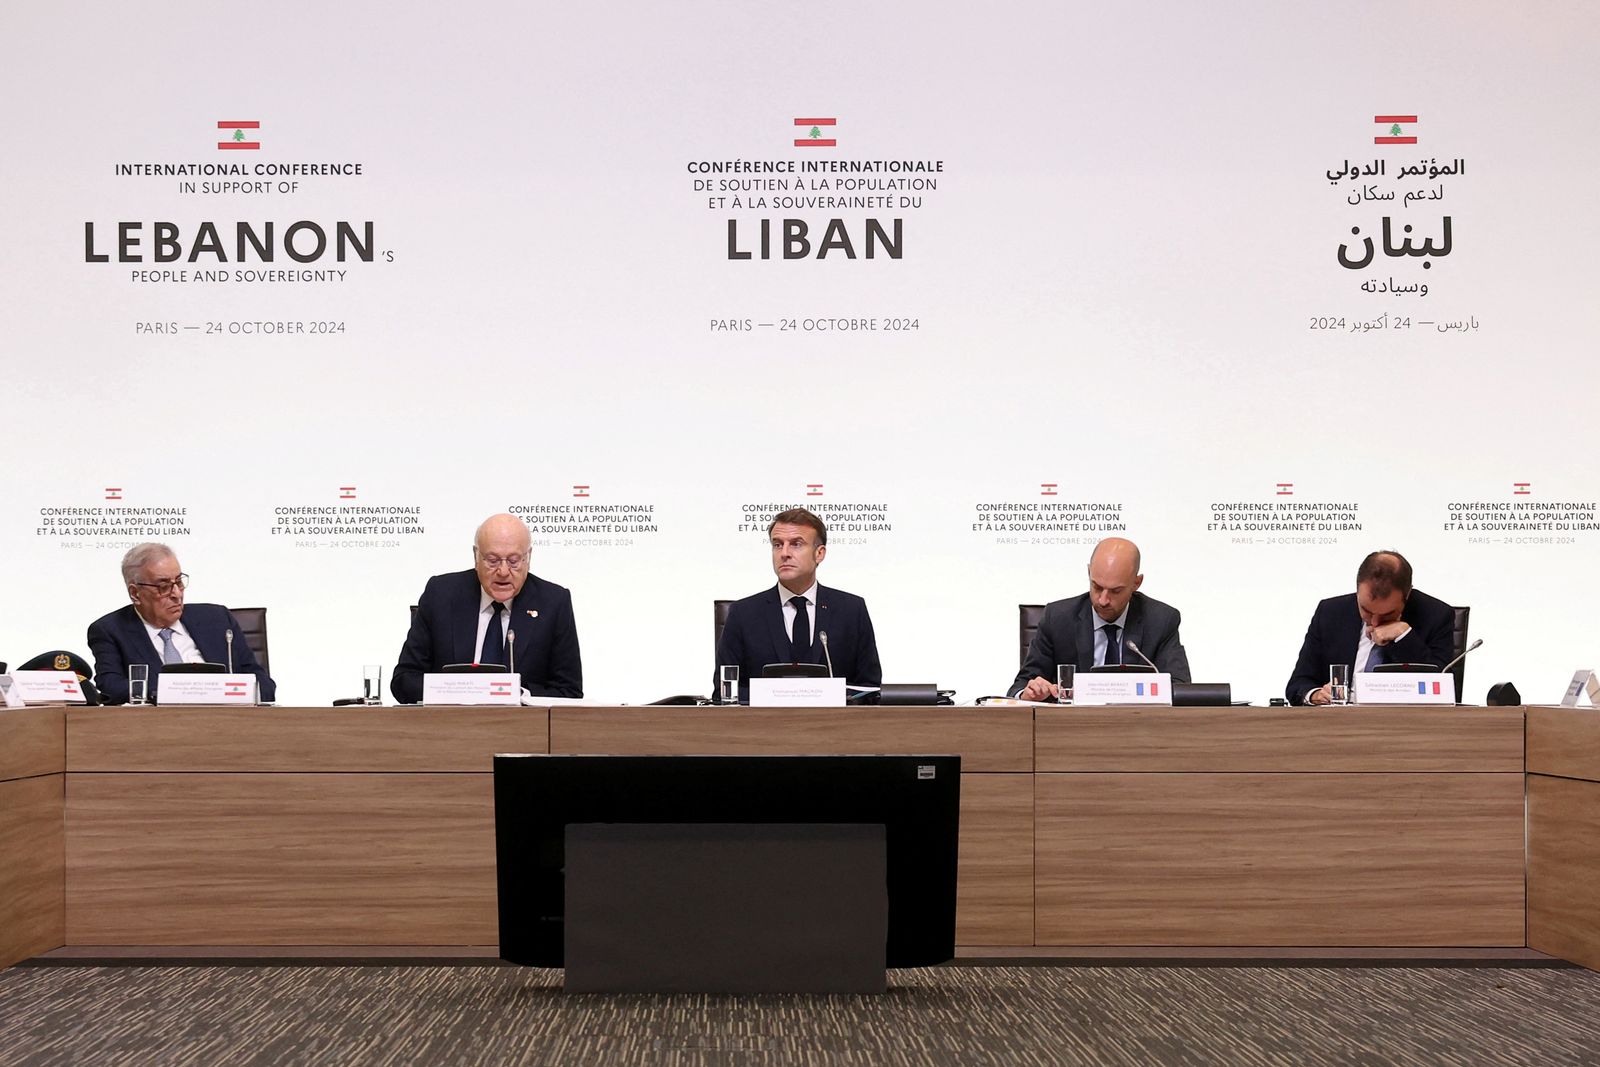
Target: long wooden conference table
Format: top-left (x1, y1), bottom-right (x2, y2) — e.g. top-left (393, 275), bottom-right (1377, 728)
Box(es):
top-left (3, 704), bottom-right (1598, 970)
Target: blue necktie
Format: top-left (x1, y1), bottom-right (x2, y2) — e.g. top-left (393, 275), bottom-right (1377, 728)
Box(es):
top-left (1103, 624), bottom-right (1121, 667)
top-left (1365, 641), bottom-right (1385, 672)
top-left (790, 596), bottom-right (810, 662)
top-left (479, 602), bottom-right (506, 667)
top-left (158, 628), bottom-right (182, 665)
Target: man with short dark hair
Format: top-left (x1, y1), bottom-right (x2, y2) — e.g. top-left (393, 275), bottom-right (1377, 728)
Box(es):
top-left (1285, 550), bottom-right (1456, 705)
top-left (1008, 536), bottom-right (1190, 700)
top-left (87, 542), bottom-right (276, 705)
top-left (392, 513), bottom-right (582, 703)
top-left (714, 507), bottom-right (881, 700)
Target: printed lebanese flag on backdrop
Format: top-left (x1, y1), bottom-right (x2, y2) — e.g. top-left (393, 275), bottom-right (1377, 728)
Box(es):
top-left (217, 120), bottom-right (260, 150)
top-left (794, 117), bottom-right (837, 147)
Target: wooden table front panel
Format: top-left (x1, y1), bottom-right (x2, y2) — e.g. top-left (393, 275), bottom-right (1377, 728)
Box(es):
top-left (1529, 774), bottom-right (1600, 970)
top-left (1, 707), bottom-right (65, 782)
top-left (1526, 707), bottom-right (1600, 781)
top-left (1036, 772), bottom-right (1526, 946)
top-left (67, 707), bottom-right (549, 772)
top-left (548, 706), bottom-right (1033, 772)
top-left (1036, 707), bottom-right (1525, 773)
top-left (0, 774), bottom-right (65, 967)
top-left (66, 773), bottom-right (496, 945)
top-left (956, 774), bottom-right (1033, 946)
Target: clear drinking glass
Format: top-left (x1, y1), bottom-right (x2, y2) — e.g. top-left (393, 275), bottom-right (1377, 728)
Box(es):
top-left (1055, 664), bottom-right (1075, 705)
top-left (363, 665), bottom-right (384, 706)
top-left (719, 665), bottom-right (740, 705)
top-left (1328, 663), bottom-right (1351, 705)
top-left (128, 663), bottom-right (149, 706)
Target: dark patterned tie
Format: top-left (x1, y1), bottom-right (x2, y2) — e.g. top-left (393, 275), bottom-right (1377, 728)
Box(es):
top-left (479, 602), bottom-right (506, 667)
top-left (1103, 623), bottom-right (1121, 667)
top-left (790, 596), bottom-right (810, 662)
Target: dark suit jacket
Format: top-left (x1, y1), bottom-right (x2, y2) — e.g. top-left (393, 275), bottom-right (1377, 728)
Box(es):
top-left (391, 569), bottom-right (582, 703)
top-left (87, 603), bottom-right (276, 705)
top-left (1009, 591), bottom-right (1191, 696)
top-left (1285, 588), bottom-right (1456, 704)
top-left (714, 584), bottom-right (882, 697)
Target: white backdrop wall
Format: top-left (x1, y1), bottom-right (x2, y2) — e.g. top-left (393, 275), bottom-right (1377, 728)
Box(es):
top-left (3, 1), bottom-right (1597, 705)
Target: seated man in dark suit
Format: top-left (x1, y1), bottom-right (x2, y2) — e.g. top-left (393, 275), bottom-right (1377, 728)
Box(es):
top-left (1286, 550), bottom-right (1455, 705)
top-left (87, 542), bottom-right (276, 705)
top-left (392, 513), bottom-right (582, 703)
top-left (1009, 537), bottom-right (1190, 700)
top-left (714, 507), bottom-right (881, 699)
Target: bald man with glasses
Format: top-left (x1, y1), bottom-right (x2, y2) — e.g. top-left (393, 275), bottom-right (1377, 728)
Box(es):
top-left (391, 513), bottom-right (583, 703)
top-left (87, 541), bottom-right (276, 704)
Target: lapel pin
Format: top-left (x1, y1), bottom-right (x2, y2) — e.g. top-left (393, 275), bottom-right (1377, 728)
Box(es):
top-left (526, 610), bottom-right (539, 618)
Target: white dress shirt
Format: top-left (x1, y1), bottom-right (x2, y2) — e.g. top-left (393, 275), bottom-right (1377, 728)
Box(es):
top-left (1093, 606), bottom-right (1130, 667)
top-left (140, 615), bottom-right (203, 664)
top-left (474, 590), bottom-right (513, 665)
top-left (778, 581), bottom-right (819, 651)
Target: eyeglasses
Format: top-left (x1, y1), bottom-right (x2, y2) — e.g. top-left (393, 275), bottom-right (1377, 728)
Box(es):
top-left (132, 574), bottom-right (189, 596)
top-left (478, 555), bottom-right (527, 573)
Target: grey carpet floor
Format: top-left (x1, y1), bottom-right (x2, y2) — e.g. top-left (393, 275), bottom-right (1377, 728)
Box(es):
top-left (2, 964), bottom-right (1599, 1067)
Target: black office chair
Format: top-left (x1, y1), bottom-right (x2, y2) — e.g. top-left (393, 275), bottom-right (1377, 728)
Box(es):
top-left (1019, 604), bottom-right (1045, 666)
top-left (228, 607), bottom-right (270, 675)
top-left (713, 599), bottom-right (734, 659)
top-left (1450, 606), bottom-right (1470, 704)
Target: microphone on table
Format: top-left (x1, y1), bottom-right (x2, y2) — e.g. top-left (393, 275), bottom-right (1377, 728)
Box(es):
top-left (1124, 638), bottom-right (1158, 671)
top-left (820, 631), bottom-right (834, 677)
top-left (507, 629), bottom-right (517, 676)
top-left (1441, 638), bottom-right (1483, 676)
top-left (225, 629), bottom-right (234, 673)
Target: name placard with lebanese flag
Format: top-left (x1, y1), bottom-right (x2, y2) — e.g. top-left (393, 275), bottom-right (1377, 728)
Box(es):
top-left (1354, 672), bottom-right (1456, 705)
top-left (422, 672), bottom-right (519, 706)
top-left (157, 673), bottom-right (258, 705)
top-left (6, 671), bottom-right (85, 704)
top-left (1072, 673), bottom-right (1173, 706)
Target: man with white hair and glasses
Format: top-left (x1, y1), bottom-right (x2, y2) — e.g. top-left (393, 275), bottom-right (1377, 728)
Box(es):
top-left (391, 513), bottom-right (583, 703)
top-left (87, 541), bottom-right (276, 704)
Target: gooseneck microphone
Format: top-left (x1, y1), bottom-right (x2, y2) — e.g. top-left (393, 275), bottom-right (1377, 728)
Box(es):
top-left (819, 631), bottom-right (834, 677)
top-left (1123, 638), bottom-right (1158, 671)
top-left (225, 629), bottom-right (235, 673)
top-left (1441, 638), bottom-right (1483, 676)
top-left (507, 629), bottom-right (517, 676)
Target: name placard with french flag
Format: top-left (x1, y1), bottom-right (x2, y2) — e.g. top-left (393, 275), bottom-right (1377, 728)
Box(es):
top-left (6, 671), bottom-right (85, 704)
top-left (157, 673), bottom-right (258, 705)
top-left (1072, 673), bottom-right (1173, 706)
top-left (421, 673), bottom-right (519, 706)
top-left (1354, 672), bottom-right (1456, 705)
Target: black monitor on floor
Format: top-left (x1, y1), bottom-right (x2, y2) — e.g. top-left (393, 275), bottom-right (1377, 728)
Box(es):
top-left (492, 754), bottom-right (961, 969)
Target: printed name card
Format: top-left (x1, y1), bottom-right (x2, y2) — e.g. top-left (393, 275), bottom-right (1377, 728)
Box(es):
top-left (1354, 672), bottom-right (1456, 705)
top-left (6, 670), bottom-right (86, 704)
top-left (1070, 673), bottom-right (1173, 706)
top-left (748, 677), bottom-right (848, 707)
top-left (158, 673), bottom-right (258, 705)
top-left (1559, 669), bottom-right (1598, 708)
top-left (422, 672), bottom-right (519, 706)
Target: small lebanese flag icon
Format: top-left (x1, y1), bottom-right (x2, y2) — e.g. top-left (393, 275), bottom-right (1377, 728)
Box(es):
top-left (490, 681), bottom-right (514, 697)
top-left (218, 120), bottom-right (261, 150)
top-left (1374, 115), bottom-right (1417, 145)
top-left (794, 117), bottom-right (837, 147)
top-left (225, 681), bottom-right (249, 697)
